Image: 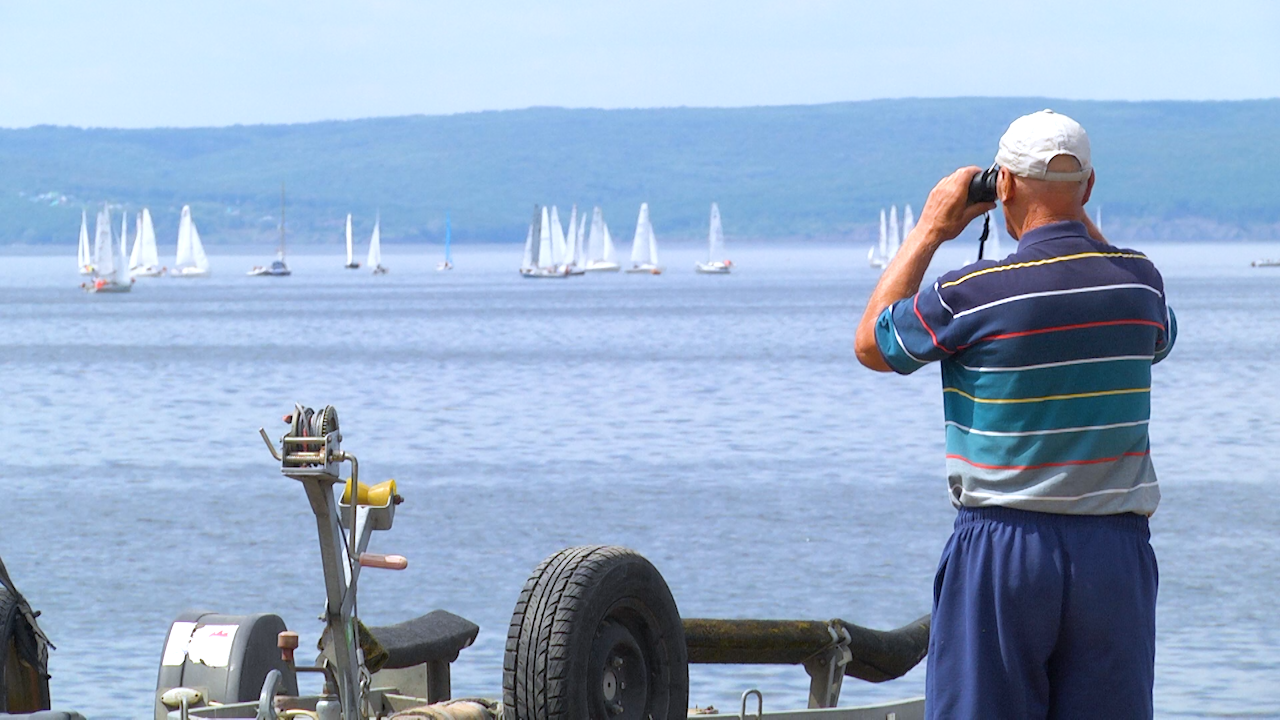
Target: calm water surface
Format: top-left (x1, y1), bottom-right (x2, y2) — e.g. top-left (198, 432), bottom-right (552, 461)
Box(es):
top-left (1, 241), bottom-right (1277, 718)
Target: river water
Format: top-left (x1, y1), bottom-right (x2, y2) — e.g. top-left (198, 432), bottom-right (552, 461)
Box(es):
top-left (0, 241), bottom-right (1276, 718)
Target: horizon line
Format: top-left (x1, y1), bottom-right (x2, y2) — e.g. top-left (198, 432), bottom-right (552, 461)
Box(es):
top-left (5, 96), bottom-right (1279, 133)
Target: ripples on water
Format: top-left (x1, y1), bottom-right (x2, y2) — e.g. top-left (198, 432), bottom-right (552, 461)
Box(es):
top-left (0, 242), bottom-right (1277, 718)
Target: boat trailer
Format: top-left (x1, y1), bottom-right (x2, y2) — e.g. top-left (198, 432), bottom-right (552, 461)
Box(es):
top-left (0, 404), bottom-right (929, 720)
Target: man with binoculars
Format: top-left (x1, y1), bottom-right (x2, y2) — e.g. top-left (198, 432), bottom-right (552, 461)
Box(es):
top-left (855, 110), bottom-right (1176, 719)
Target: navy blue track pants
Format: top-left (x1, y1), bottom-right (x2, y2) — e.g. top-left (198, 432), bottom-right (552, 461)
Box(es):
top-left (925, 506), bottom-right (1158, 719)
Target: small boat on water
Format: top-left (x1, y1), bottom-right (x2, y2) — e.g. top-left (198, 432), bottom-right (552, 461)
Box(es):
top-left (521, 205), bottom-right (569, 278)
top-left (343, 213), bottom-right (360, 269)
top-left (170, 206), bottom-right (211, 278)
top-left (868, 209), bottom-right (889, 268)
top-left (582, 206), bottom-right (620, 272)
top-left (695, 202), bottom-right (733, 274)
top-left (129, 209), bottom-right (163, 277)
top-left (249, 186), bottom-right (292, 277)
top-left (82, 206), bottom-right (132, 293)
top-left (76, 210), bottom-right (93, 275)
top-left (625, 202), bottom-right (662, 274)
top-left (368, 215), bottom-right (387, 275)
top-left (1251, 259), bottom-right (1280, 267)
top-left (437, 213), bottom-right (454, 271)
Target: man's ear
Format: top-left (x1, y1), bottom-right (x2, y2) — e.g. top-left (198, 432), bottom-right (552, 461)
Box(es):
top-left (997, 167), bottom-right (1015, 204)
top-left (1082, 169), bottom-right (1096, 205)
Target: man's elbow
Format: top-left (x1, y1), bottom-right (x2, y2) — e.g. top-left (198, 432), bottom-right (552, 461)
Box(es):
top-left (854, 334), bottom-right (893, 373)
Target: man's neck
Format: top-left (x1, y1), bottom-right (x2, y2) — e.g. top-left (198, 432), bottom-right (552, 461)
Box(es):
top-left (1013, 208), bottom-right (1088, 240)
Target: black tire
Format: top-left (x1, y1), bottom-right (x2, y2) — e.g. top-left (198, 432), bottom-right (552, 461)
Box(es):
top-left (0, 585), bottom-right (50, 713)
top-left (503, 546), bottom-right (688, 720)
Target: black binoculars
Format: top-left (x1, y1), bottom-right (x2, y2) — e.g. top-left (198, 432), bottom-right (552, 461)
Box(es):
top-left (968, 164), bottom-right (1000, 204)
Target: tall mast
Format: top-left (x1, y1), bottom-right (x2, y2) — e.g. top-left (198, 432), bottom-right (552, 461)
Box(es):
top-left (279, 183), bottom-right (286, 257)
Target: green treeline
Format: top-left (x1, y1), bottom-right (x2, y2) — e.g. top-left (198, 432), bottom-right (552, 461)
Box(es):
top-left (1, 97), bottom-right (1276, 245)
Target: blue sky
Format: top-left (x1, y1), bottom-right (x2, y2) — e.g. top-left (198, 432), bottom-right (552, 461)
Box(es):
top-left (1, 0), bottom-right (1276, 128)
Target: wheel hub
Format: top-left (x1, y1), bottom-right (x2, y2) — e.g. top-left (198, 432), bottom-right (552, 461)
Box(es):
top-left (591, 619), bottom-right (649, 720)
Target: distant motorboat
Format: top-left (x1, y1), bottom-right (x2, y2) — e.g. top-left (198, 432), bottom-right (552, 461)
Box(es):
top-left (695, 202), bottom-right (732, 274)
top-left (76, 210), bottom-right (93, 275)
top-left (82, 206), bottom-right (132, 293)
top-left (368, 214), bottom-right (387, 275)
top-left (170, 205), bottom-right (211, 277)
top-left (625, 203), bottom-right (662, 274)
top-left (582, 207), bottom-right (620, 272)
top-left (344, 213), bottom-right (360, 269)
top-left (1251, 259), bottom-right (1280, 267)
top-left (129, 208), bottom-right (163, 277)
top-left (520, 205), bottom-right (569, 278)
top-left (250, 185), bottom-right (292, 276)
top-left (437, 212), bottom-right (454, 271)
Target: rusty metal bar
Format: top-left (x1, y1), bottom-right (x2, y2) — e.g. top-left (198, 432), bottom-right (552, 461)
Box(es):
top-left (683, 615), bottom-right (931, 684)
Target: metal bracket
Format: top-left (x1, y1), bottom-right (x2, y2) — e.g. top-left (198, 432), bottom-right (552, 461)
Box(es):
top-left (801, 621), bottom-right (852, 709)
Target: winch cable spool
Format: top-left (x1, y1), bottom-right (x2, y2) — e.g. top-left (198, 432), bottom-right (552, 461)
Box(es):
top-left (977, 213), bottom-right (991, 261)
top-left (284, 403), bottom-right (361, 580)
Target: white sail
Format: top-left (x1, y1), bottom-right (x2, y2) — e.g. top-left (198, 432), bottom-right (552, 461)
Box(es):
top-left (119, 211), bottom-right (130, 280)
top-left (549, 206), bottom-right (567, 265)
top-left (537, 206), bottom-right (554, 269)
top-left (129, 212), bottom-right (143, 269)
top-left (708, 202), bottom-right (725, 261)
top-left (586, 207), bottom-right (604, 262)
top-left (522, 211), bottom-right (536, 270)
top-left (174, 205), bottom-right (210, 273)
top-left (902, 205), bottom-right (915, 244)
top-left (77, 210), bottom-right (91, 269)
top-left (878, 209), bottom-right (888, 258)
top-left (647, 216), bottom-right (660, 267)
top-left (1096, 206), bottom-right (1103, 235)
top-left (93, 208), bottom-right (115, 279)
top-left (120, 211), bottom-right (128, 267)
top-left (602, 222), bottom-right (616, 262)
top-left (576, 212), bottom-right (587, 264)
top-left (630, 203), bottom-right (651, 265)
top-left (345, 214), bottom-right (354, 265)
top-left (367, 216), bottom-right (382, 269)
top-left (888, 205), bottom-right (900, 259)
top-left (140, 209), bottom-right (159, 268)
top-left (563, 205), bottom-right (578, 266)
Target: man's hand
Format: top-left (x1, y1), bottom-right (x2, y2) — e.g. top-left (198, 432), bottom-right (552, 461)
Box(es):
top-left (915, 166), bottom-right (997, 246)
top-left (854, 167), bottom-right (995, 372)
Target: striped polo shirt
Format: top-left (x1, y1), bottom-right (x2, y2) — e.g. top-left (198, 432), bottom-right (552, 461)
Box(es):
top-left (875, 220), bottom-right (1176, 515)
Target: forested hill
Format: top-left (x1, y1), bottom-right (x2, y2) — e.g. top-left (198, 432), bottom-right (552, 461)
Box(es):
top-left (2, 98), bottom-right (1276, 246)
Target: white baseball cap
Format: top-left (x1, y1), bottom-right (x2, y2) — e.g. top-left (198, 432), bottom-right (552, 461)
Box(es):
top-left (995, 109), bottom-right (1092, 182)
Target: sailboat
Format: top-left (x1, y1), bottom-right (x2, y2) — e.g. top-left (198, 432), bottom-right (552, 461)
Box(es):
top-left (368, 214), bottom-right (387, 275)
top-left (83, 206), bottom-right (132, 293)
top-left (582, 207), bottom-right (620, 272)
top-left (868, 209), bottom-right (889, 268)
top-left (902, 205), bottom-right (916, 245)
top-left (437, 213), bottom-right (453, 271)
top-left (562, 205), bottom-right (585, 276)
top-left (576, 212), bottom-right (587, 267)
top-left (344, 214), bottom-right (360, 269)
top-left (696, 202), bottom-right (733, 274)
top-left (625, 203), bottom-right (662, 274)
top-left (1095, 206), bottom-right (1104, 236)
top-left (77, 210), bottom-right (93, 275)
top-left (521, 205), bottom-right (569, 278)
top-left (129, 208), bottom-right (163, 277)
top-left (249, 185), bottom-right (292, 276)
top-left (170, 205), bottom-right (211, 277)
top-left (887, 205), bottom-right (901, 260)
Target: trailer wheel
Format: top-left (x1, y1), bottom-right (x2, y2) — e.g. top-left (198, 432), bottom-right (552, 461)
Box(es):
top-left (503, 546), bottom-right (688, 720)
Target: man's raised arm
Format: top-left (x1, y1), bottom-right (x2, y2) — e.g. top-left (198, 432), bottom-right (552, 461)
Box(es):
top-left (854, 167), bottom-right (994, 372)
